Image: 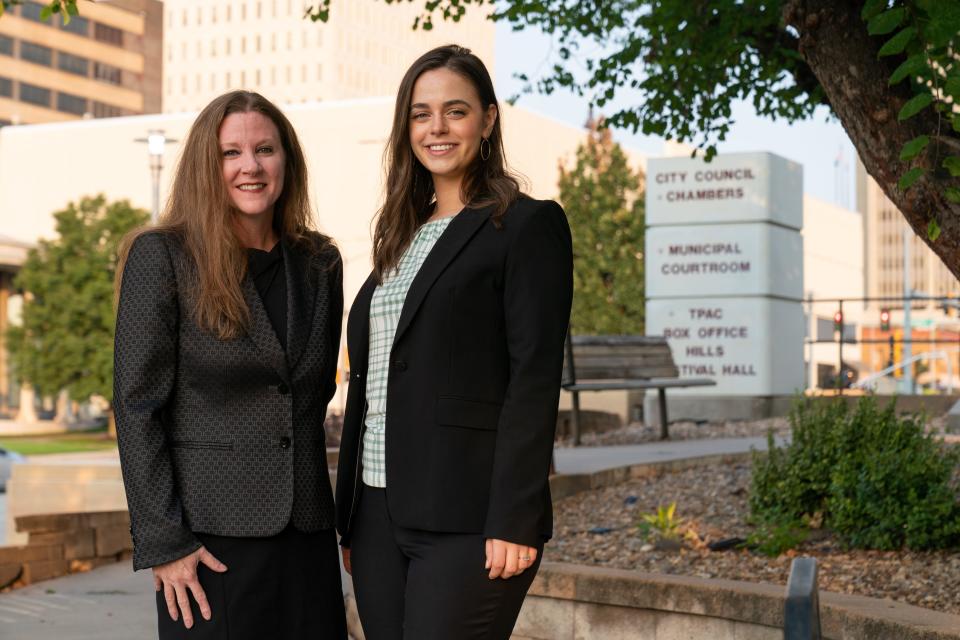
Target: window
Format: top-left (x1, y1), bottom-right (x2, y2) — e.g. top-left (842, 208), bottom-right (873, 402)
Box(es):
top-left (0, 76), bottom-right (11, 98)
top-left (94, 23), bottom-right (123, 46)
top-left (21, 42), bottom-right (53, 66)
top-left (56, 91), bottom-right (87, 115)
top-left (19, 2), bottom-right (47, 23)
top-left (92, 101), bottom-right (122, 118)
top-left (20, 83), bottom-right (51, 107)
top-left (0, 35), bottom-right (12, 57)
top-left (58, 52), bottom-right (89, 77)
top-left (59, 15), bottom-right (89, 36)
top-left (93, 62), bottom-right (122, 85)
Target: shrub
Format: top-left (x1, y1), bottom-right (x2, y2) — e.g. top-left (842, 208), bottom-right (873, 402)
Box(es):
top-left (750, 396), bottom-right (960, 551)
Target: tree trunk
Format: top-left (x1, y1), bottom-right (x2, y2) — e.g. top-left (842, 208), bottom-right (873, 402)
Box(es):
top-left (787, 0), bottom-right (960, 278)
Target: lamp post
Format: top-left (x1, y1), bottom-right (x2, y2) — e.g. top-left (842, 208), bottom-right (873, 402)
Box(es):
top-left (135, 129), bottom-right (176, 223)
top-left (902, 220), bottom-right (913, 394)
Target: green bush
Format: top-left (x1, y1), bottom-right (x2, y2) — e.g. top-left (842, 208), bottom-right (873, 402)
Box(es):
top-left (750, 397), bottom-right (960, 551)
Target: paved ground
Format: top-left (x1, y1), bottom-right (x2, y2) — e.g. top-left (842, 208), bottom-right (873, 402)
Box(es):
top-left (0, 437), bottom-right (768, 639)
top-left (0, 561), bottom-right (154, 639)
top-left (553, 435), bottom-right (773, 475)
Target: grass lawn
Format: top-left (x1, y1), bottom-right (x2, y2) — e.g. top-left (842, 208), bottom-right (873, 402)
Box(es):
top-left (0, 427), bottom-right (118, 456)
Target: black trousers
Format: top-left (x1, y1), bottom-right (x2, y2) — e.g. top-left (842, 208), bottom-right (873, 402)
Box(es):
top-left (156, 525), bottom-right (347, 640)
top-left (350, 486), bottom-right (541, 640)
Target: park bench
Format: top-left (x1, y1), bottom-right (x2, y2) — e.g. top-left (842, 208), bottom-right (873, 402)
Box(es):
top-left (562, 334), bottom-right (716, 443)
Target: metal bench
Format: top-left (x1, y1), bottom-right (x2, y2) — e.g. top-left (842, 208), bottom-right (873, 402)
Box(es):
top-left (562, 334), bottom-right (716, 443)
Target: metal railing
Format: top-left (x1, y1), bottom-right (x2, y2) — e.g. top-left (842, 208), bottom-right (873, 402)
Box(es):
top-left (784, 557), bottom-right (821, 640)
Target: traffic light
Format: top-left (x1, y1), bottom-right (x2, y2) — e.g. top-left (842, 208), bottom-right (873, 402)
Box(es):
top-left (833, 310), bottom-right (843, 332)
top-left (880, 308), bottom-right (890, 331)
top-left (943, 294), bottom-right (956, 317)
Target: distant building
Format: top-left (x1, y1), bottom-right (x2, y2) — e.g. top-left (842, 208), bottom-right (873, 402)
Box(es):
top-left (0, 236), bottom-right (30, 417)
top-left (161, 0), bottom-right (495, 113)
top-left (857, 158), bottom-right (960, 309)
top-left (0, 0), bottom-right (162, 126)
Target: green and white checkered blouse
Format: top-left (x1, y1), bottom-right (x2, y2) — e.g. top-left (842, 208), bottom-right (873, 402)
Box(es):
top-left (362, 215), bottom-right (454, 487)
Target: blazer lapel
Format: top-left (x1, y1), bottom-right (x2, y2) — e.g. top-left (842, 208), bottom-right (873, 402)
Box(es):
top-left (348, 273), bottom-right (377, 374)
top-left (283, 237), bottom-right (315, 372)
top-left (242, 274), bottom-right (290, 383)
top-left (393, 206), bottom-right (490, 346)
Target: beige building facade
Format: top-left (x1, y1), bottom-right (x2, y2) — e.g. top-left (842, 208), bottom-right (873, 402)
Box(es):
top-left (0, 0), bottom-right (162, 126)
top-left (857, 159), bottom-right (960, 308)
top-left (161, 0), bottom-right (495, 113)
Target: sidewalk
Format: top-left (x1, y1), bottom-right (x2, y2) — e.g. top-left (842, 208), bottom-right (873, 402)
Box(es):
top-left (0, 436), bottom-right (771, 638)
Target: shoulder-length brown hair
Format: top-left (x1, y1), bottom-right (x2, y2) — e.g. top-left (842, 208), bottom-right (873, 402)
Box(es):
top-left (373, 44), bottom-right (525, 281)
top-left (117, 90), bottom-right (325, 340)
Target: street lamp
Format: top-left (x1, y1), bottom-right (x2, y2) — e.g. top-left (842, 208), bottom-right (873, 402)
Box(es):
top-left (135, 129), bottom-right (177, 223)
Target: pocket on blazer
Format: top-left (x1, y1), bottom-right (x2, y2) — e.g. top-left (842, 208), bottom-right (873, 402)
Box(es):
top-left (436, 396), bottom-right (502, 431)
top-left (169, 440), bottom-right (234, 451)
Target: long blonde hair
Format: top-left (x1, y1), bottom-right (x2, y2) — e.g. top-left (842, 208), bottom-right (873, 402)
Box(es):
top-left (373, 45), bottom-right (524, 282)
top-left (117, 90), bottom-right (326, 340)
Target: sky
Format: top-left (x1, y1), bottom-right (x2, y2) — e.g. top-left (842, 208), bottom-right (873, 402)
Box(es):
top-left (494, 23), bottom-right (859, 210)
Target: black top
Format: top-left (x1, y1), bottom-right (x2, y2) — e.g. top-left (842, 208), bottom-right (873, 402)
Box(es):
top-left (248, 242), bottom-right (287, 351)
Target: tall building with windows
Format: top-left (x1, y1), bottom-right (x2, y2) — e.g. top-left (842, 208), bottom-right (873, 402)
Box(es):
top-left (0, 0), bottom-right (162, 126)
top-left (162, 0), bottom-right (495, 113)
top-left (856, 159), bottom-right (960, 310)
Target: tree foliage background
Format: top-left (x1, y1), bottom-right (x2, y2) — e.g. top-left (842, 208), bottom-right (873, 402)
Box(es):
top-left (6, 196), bottom-right (148, 404)
top-left (561, 123), bottom-right (645, 335)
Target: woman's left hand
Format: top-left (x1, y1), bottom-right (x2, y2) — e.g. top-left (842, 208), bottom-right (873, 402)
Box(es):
top-left (484, 538), bottom-right (537, 580)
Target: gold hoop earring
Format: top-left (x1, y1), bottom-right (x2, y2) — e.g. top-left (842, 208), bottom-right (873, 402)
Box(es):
top-left (480, 137), bottom-right (491, 161)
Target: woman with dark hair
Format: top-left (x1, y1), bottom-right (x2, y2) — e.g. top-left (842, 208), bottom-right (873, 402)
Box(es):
top-left (335, 45), bottom-right (573, 639)
top-left (114, 91), bottom-right (347, 639)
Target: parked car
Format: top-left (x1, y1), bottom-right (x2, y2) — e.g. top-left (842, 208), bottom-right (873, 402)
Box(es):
top-left (0, 447), bottom-right (25, 491)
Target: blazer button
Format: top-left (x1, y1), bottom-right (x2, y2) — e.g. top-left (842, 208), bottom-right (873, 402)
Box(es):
top-left (279, 436), bottom-right (291, 449)
top-left (277, 383), bottom-right (290, 394)
top-left (392, 360), bottom-right (407, 372)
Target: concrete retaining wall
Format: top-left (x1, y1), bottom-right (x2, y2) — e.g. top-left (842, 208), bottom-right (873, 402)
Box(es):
top-left (514, 563), bottom-right (960, 640)
top-left (0, 511), bottom-right (132, 590)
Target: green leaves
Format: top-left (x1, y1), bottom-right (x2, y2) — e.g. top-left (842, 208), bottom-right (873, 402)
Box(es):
top-left (899, 135), bottom-right (929, 161)
top-left (898, 92), bottom-right (933, 121)
top-left (945, 187), bottom-right (960, 204)
top-left (898, 167), bottom-right (924, 191)
top-left (6, 196), bottom-right (148, 404)
top-left (878, 26), bottom-right (915, 57)
top-left (888, 54), bottom-right (927, 85)
top-left (927, 218), bottom-right (941, 242)
top-left (867, 7), bottom-right (906, 35)
top-left (943, 156), bottom-right (960, 177)
top-left (861, 0), bottom-right (889, 21)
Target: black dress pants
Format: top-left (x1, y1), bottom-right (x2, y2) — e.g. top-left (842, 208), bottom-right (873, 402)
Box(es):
top-left (156, 525), bottom-right (347, 640)
top-left (350, 486), bottom-right (541, 640)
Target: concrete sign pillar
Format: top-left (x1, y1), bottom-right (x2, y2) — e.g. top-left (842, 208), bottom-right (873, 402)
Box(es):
top-left (644, 152), bottom-right (805, 419)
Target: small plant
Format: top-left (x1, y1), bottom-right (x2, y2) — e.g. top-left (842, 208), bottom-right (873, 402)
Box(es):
top-left (637, 502), bottom-right (683, 542)
top-left (745, 518), bottom-right (809, 557)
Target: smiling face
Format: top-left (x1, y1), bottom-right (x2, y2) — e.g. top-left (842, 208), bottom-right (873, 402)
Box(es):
top-left (219, 111), bottom-right (286, 223)
top-left (408, 67), bottom-right (497, 188)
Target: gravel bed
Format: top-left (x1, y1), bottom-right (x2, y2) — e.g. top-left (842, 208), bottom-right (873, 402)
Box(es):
top-left (546, 461), bottom-right (960, 615)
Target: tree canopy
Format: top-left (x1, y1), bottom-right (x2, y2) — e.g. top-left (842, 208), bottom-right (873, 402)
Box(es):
top-left (5, 195), bottom-right (148, 404)
top-left (561, 123), bottom-right (646, 335)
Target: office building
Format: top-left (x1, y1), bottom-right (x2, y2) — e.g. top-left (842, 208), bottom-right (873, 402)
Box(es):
top-left (0, 0), bottom-right (162, 126)
top-left (162, 0), bottom-right (495, 113)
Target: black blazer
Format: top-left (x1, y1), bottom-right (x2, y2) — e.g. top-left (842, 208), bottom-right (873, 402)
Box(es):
top-left (114, 231), bottom-right (343, 570)
top-left (335, 198), bottom-right (573, 547)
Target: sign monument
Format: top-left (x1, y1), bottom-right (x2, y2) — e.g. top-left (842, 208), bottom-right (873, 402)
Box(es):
top-left (645, 152), bottom-right (805, 417)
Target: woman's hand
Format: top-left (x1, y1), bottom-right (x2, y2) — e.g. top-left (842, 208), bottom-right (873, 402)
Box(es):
top-left (152, 546), bottom-right (227, 629)
top-left (484, 538), bottom-right (537, 579)
top-left (341, 547), bottom-right (352, 575)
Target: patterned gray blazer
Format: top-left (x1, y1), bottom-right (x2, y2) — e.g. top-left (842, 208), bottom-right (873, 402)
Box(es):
top-left (114, 230), bottom-right (342, 570)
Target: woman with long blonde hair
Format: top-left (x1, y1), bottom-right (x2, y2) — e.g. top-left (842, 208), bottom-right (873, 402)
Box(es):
top-left (335, 45), bottom-right (573, 639)
top-left (114, 91), bottom-right (346, 639)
